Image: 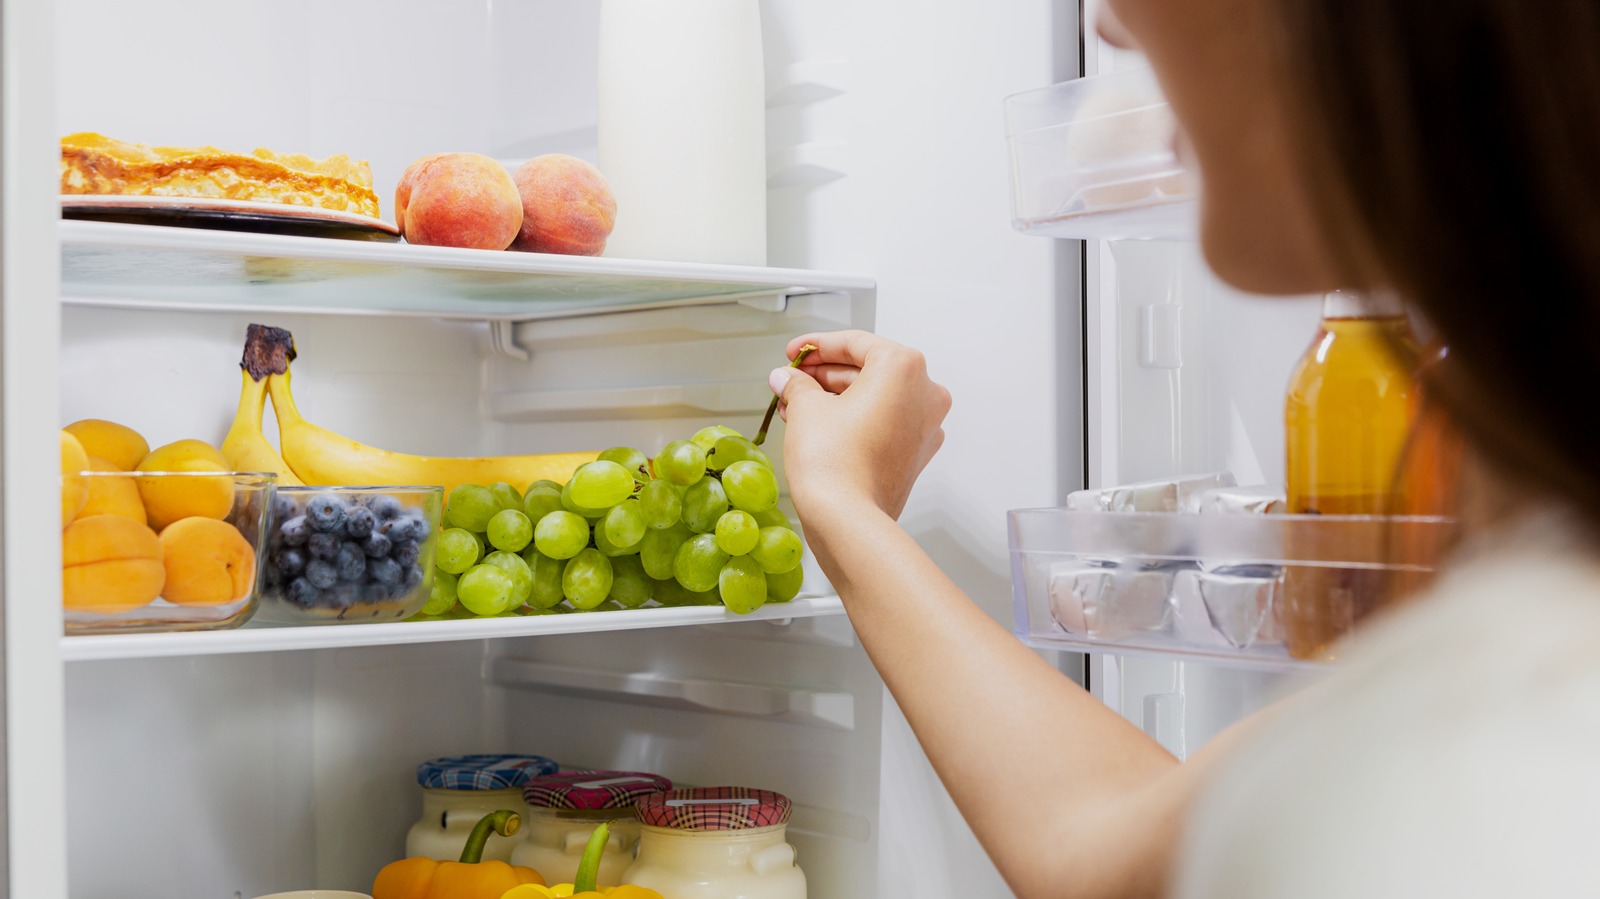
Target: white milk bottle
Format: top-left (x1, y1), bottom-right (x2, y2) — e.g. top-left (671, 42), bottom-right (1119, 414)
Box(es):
top-left (597, 0), bottom-right (767, 265)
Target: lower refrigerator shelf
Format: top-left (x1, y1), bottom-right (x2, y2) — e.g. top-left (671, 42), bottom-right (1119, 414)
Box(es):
top-left (1008, 509), bottom-right (1456, 671)
top-left (60, 594), bottom-right (846, 662)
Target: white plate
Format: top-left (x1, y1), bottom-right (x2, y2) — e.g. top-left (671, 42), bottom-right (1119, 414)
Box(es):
top-left (61, 194), bottom-right (400, 240)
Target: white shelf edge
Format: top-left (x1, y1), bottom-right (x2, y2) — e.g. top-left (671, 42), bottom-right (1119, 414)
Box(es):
top-left (1019, 633), bottom-right (1326, 674)
top-left (61, 594), bottom-right (846, 662)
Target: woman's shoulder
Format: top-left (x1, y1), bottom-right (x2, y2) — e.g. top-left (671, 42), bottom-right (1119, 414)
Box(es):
top-left (1173, 510), bottom-right (1600, 898)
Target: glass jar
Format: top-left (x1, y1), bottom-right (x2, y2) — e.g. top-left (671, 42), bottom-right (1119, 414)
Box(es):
top-left (623, 787), bottom-right (806, 899)
top-left (404, 753), bottom-right (558, 862)
top-left (511, 771), bottom-right (672, 887)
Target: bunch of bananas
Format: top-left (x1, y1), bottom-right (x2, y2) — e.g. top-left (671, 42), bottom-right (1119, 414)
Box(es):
top-left (224, 324), bottom-right (593, 492)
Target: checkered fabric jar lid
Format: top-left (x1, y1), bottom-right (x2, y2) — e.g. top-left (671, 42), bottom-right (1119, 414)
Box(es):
top-left (522, 771), bottom-right (673, 810)
top-left (416, 754), bottom-right (559, 790)
top-left (634, 787), bottom-right (792, 831)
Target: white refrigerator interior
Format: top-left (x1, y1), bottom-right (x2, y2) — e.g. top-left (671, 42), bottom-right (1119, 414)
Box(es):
top-left (17, 0), bottom-right (1079, 897)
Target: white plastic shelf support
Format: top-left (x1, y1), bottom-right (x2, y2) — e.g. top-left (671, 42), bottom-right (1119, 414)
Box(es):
top-left (487, 656), bottom-right (856, 731)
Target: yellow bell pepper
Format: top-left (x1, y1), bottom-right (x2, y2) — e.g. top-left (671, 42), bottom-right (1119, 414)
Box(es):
top-left (499, 824), bottom-right (662, 899)
top-left (374, 809), bottom-right (546, 899)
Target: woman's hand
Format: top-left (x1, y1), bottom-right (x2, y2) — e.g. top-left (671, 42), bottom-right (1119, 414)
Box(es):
top-left (768, 330), bottom-right (951, 521)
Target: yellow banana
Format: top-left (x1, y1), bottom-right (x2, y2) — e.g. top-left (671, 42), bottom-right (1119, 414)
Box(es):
top-left (267, 369), bottom-right (594, 494)
top-left (222, 369), bottom-right (304, 486)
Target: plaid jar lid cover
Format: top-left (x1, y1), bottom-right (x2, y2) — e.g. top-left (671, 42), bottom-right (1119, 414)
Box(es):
top-left (634, 786), bottom-right (792, 831)
top-left (416, 754), bottom-right (560, 790)
top-left (522, 771), bottom-right (673, 810)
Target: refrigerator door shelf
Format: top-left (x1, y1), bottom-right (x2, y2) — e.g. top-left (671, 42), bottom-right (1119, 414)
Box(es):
top-left (60, 594), bottom-right (845, 663)
top-left (1007, 509), bottom-right (1455, 672)
top-left (58, 220), bottom-right (874, 323)
top-left (1005, 67), bottom-right (1197, 241)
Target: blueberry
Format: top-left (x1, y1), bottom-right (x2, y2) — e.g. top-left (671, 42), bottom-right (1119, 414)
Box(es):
top-left (393, 540), bottom-right (420, 568)
top-left (286, 577), bottom-right (319, 608)
top-left (403, 563), bottom-right (425, 589)
top-left (364, 582), bottom-right (399, 604)
top-left (275, 547), bottom-right (306, 575)
top-left (279, 516), bottom-right (310, 547)
top-left (306, 493), bottom-right (347, 532)
top-left (344, 506), bottom-right (376, 540)
top-left (369, 495), bottom-right (404, 521)
top-left (363, 532), bottom-right (392, 558)
top-left (381, 518), bottom-right (414, 543)
top-left (305, 559), bottom-right (339, 589)
top-left (307, 532), bottom-right (340, 562)
top-left (369, 557), bottom-right (402, 585)
top-left (272, 493), bottom-right (300, 524)
top-left (323, 584), bottom-right (359, 610)
top-left (407, 515), bottom-right (431, 542)
top-left (335, 543), bottom-right (367, 582)
top-left (263, 565), bottom-right (285, 590)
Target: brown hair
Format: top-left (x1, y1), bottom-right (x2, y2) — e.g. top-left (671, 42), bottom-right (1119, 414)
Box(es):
top-left (1278, 1), bottom-right (1600, 525)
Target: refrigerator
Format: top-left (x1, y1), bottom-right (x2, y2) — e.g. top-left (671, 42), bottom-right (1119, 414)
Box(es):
top-left (3, 0), bottom-right (1334, 896)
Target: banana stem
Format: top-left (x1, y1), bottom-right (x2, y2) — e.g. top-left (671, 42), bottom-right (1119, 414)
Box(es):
top-left (754, 344), bottom-right (817, 447)
top-left (242, 323), bottom-right (297, 381)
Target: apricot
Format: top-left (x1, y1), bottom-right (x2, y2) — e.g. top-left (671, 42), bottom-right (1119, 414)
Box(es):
top-left (395, 153), bottom-right (523, 250)
top-left (77, 455), bottom-right (148, 525)
top-left (510, 154), bottom-right (617, 256)
top-left (61, 430), bottom-right (90, 528)
top-left (158, 517), bottom-right (258, 606)
top-left (62, 514), bottom-right (165, 613)
top-left (64, 419), bottom-right (149, 471)
top-left (136, 439), bottom-right (234, 530)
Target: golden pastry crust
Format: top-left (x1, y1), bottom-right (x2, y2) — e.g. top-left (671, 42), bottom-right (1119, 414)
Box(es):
top-left (60, 132), bottom-right (380, 218)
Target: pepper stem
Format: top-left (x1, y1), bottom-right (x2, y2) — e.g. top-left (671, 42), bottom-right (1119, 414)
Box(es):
top-left (573, 822), bottom-right (610, 893)
top-left (459, 810), bottom-right (521, 864)
top-left (754, 344), bottom-right (817, 447)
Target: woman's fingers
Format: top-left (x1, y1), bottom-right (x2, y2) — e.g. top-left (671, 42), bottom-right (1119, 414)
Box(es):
top-left (785, 330), bottom-right (887, 368)
top-left (797, 363), bottom-right (859, 394)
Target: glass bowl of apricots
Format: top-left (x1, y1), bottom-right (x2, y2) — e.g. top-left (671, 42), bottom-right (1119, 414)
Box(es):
top-left (61, 433), bottom-right (277, 634)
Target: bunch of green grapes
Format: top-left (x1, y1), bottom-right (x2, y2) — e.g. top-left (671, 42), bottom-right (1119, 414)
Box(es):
top-left (414, 426), bottom-right (804, 618)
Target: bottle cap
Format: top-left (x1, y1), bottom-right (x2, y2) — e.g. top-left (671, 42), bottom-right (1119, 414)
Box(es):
top-left (634, 786), bottom-right (792, 831)
top-left (522, 771), bottom-right (672, 810)
top-left (416, 754), bottom-right (559, 790)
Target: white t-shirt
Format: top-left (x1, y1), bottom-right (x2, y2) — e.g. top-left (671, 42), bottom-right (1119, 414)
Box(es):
top-left (1174, 511), bottom-right (1600, 897)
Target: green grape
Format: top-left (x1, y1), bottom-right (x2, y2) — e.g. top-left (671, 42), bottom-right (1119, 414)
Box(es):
top-left (436, 528), bottom-right (482, 575)
top-left (469, 530), bottom-right (488, 559)
top-left (722, 461), bottom-right (779, 513)
top-left (749, 526), bottom-right (804, 573)
top-left (608, 554), bottom-right (651, 609)
top-left (489, 481), bottom-right (523, 512)
top-left (654, 440), bottom-right (706, 486)
top-left (598, 446), bottom-right (651, 482)
top-left (752, 506), bottom-right (792, 529)
top-left (718, 555), bottom-right (768, 614)
top-left (682, 477), bottom-right (730, 533)
top-left (603, 501), bottom-right (648, 549)
top-left (457, 564), bottom-right (515, 616)
top-left (486, 509), bottom-right (534, 553)
top-left (641, 522), bottom-right (691, 580)
top-left (766, 564), bottom-right (804, 603)
top-left (690, 425), bottom-right (742, 450)
top-left (445, 484), bottom-right (498, 531)
top-left (481, 550), bottom-right (534, 607)
top-left (522, 480), bottom-right (565, 524)
top-left (650, 576), bottom-right (718, 607)
top-left (593, 518), bottom-right (642, 557)
top-left (638, 478), bottom-right (684, 529)
top-left (562, 548), bottom-right (614, 610)
top-left (570, 460), bottom-right (637, 508)
top-left (422, 570), bottom-right (459, 616)
top-left (674, 533), bottom-right (730, 593)
top-left (560, 479), bottom-right (610, 519)
top-left (706, 435), bottom-right (772, 472)
top-left (534, 510), bottom-right (590, 560)
top-left (714, 510), bottom-right (759, 556)
top-left (523, 548), bottom-right (566, 610)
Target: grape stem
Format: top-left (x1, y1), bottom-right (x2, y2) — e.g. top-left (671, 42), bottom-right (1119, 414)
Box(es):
top-left (754, 344), bottom-right (817, 447)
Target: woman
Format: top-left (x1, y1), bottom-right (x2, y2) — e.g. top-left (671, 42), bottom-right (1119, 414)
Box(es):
top-left (769, 0), bottom-right (1600, 896)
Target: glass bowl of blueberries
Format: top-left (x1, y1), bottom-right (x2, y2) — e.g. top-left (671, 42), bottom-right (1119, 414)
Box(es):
top-left (253, 485), bottom-right (443, 624)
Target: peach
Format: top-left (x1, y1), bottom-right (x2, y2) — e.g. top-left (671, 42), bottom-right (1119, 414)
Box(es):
top-left (158, 517), bottom-right (257, 606)
top-left (64, 418), bottom-right (149, 471)
top-left (510, 154), bottom-right (616, 256)
top-left (395, 152), bottom-right (523, 250)
top-left (61, 430), bottom-right (90, 528)
top-left (136, 439), bottom-right (234, 530)
top-left (62, 514), bottom-right (165, 613)
top-left (77, 455), bottom-right (148, 525)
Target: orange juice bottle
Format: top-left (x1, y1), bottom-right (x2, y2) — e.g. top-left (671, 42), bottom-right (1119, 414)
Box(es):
top-left (1281, 290), bottom-right (1418, 658)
